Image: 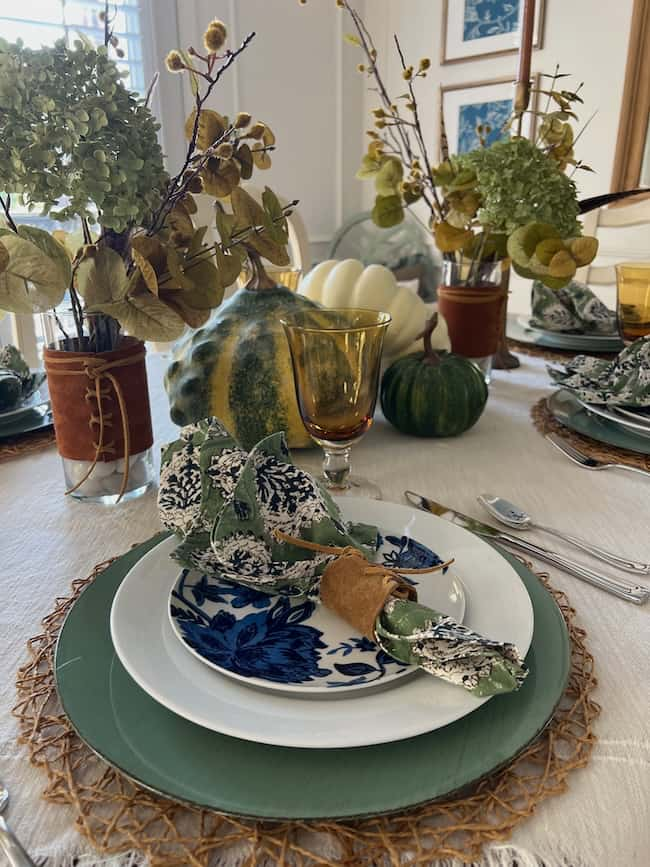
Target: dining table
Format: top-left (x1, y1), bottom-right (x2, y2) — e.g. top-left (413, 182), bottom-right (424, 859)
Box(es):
top-left (1, 348), bottom-right (648, 867)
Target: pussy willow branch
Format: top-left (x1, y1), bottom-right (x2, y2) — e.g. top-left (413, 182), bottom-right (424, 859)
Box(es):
top-left (393, 35), bottom-right (444, 218)
top-left (341, 1), bottom-right (442, 220)
top-left (148, 30), bottom-right (256, 236)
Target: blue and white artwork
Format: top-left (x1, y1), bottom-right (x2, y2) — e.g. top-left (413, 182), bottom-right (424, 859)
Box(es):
top-left (457, 97), bottom-right (512, 153)
top-left (443, 0), bottom-right (541, 64)
top-left (463, 0), bottom-right (520, 42)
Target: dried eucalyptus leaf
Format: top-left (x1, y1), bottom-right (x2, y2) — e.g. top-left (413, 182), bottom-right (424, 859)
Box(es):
top-left (214, 246), bottom-right (242, 289)
top-left (188, 226), bottom-right (209, 257)
top-left (0, 232), bottom-right (68, 313)
top-left (371, 194), bottom-right (404, 229)
top-left (251, 144), bottom-right (272, 170)
top-left (75, 245), bottom-right (129, 307)
top-left (16, 225), bottom-right (72, 287)
top-left (246, 233), bottom-right (291, 267)
top-left (235, 143), bottom-right (253, 180)
top-left (434, 220), bottom-right (472, 252)
top-left (158, 289), bottom-right (212, 328)
top-left (231, 186), bottom-right (266, 227)
top-left (163, 246), bottom-right (192, 290)
top-left (375, 157), bottom-right (403, 197)
top-left (0, 241), bottom-right (8, 273)
top-left (185, 108), bottom-right (227, 148)
top-left (132, 248), bottom-right (159, 295)
top-left (215, 210), bottom-right (235, 247)
top-left (90, 294), bottom-right (186, 342)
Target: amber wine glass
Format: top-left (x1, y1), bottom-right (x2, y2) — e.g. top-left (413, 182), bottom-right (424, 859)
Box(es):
top-left (281, 308), bottom-right (391, 498)
top-left (616, 262), bottom-right (650, 341)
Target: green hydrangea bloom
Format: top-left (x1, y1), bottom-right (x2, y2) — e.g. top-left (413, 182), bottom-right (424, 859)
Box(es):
top-left (457, 137), bottom-right (581, 239)
top-left (0, 37), bottom-right (168, 232)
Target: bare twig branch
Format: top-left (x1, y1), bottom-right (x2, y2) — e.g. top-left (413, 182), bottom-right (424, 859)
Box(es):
top-left (0, 193), bottom-right (18, 232)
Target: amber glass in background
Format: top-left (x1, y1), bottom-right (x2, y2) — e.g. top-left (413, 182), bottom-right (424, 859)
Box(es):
top-left (281, 308), bottom-right (391, 499)
top-left (616, 262), bottom-right (650, 341)
top-left (238, 266), bottom-right (303, 291)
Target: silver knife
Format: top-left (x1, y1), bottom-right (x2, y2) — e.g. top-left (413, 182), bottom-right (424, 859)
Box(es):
top-left (404, 490), bottom-right (649, 605)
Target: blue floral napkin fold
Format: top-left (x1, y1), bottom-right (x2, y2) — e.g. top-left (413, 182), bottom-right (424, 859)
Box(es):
top-left (548, 336), bottom-right (650, 406)
top-left (531, 280), bottom-right (617, 334)
top-left (159, 417), bottom-right (528, 696)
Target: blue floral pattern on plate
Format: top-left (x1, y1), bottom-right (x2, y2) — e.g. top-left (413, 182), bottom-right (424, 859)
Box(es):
top-left (169, 530), bottom-right (465, 695)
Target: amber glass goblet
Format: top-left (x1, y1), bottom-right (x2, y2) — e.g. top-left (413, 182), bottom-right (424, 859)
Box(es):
top-left (281, 308), bottom-right (391, 499)
top-left (616, 262), bottom-right (650, 341)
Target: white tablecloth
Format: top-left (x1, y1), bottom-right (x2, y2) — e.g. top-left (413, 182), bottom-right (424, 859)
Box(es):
top-left (1, 352), bottom-right (648, 867)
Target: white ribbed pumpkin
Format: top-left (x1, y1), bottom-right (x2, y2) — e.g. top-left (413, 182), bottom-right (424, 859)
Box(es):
top-left (298, 259), bottom-right (450, 359)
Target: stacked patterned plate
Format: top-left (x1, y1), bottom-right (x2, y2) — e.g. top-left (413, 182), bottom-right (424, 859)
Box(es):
top-left (55, 498), bottom-right (570, 819)
top-left (0, 374), bottom-right (52, 441)
top-left (548, 390), bottom-right (650, 456)
top-left (507, 314), bottom-right (624, 353)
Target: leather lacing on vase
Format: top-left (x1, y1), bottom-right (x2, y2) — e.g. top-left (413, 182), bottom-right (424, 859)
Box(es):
top-left (45, 352), bottom-right (145, 501)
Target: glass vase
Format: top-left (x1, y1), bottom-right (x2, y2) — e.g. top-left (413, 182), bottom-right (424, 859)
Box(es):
top-left (436, 260), bottom-right (506, 383)
top-left (42, 311), bottom-right (155, 504)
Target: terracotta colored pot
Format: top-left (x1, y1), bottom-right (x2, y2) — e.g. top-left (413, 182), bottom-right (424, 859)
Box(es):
top-left (43, 337), bottom-right (153, 462)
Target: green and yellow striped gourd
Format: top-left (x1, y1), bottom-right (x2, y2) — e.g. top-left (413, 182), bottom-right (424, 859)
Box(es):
top-left (380, 315), bottom-right (488, 438)
top-left (165, 280), bottom-right (324, 449)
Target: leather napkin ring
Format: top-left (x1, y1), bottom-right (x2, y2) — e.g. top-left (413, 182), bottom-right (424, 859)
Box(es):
top-left (320, 554), bottom-right (418, 640)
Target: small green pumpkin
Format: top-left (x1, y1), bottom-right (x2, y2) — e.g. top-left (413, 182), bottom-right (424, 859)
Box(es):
top-left (380, 315), bottom-right (488, 437)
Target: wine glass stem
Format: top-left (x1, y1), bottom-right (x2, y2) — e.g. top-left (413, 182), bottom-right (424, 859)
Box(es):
top-left (322, 446), bottom-right (352, 490)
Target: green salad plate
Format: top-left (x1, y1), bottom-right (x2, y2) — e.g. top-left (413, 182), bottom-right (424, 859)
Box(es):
top-left (548, 389), bottom-right (650, 456)
top-left (55, 519), bottom-right (570, 820)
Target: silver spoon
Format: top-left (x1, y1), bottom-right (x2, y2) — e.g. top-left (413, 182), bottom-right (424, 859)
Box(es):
top-left (0, 784), bottom-right (37, 867)
top-left (478, 494), bottom-right (650, 575)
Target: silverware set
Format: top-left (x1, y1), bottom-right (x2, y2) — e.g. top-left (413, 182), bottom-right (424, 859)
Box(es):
top-left (404, 491), bottom-right (649, 606)
top-left (546, 432), bottom-right (650, 479)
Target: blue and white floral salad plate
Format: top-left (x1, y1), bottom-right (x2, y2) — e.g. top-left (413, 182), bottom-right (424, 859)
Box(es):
top-left (168, 531), bottom-right (466, 696)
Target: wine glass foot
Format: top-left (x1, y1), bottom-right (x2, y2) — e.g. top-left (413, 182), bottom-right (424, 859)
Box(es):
top-left (322, 475), bottom-right (382, 500)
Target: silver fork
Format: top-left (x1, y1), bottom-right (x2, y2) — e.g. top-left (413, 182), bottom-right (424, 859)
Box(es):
top-left (546, 433), bottom-right (650, 479)
top-left (0, 783), bottom-right (36, 866)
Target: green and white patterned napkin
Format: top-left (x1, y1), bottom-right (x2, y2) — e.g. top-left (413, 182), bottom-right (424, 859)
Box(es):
top-left (531, 280), bottom-right (617, 334)
top-left (549, 336), bottom-right (650, 406)
top-left (159, 418), bottom-right (528, 696)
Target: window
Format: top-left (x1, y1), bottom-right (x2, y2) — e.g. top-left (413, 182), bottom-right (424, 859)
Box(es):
top-left (0, 1), bottom-right (146, 91)
top-left (0, 0), bottom-right (152, 361)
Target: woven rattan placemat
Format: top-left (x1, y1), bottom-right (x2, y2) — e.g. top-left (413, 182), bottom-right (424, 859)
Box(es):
top-left (531, 397), bottom-right (650, 472)
top-left (0, 426), bottom-right (56, 463)
top-left (13, 555), bottom-right (599, 867)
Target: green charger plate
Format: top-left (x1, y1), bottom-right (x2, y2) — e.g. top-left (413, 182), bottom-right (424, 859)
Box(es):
top-left (55, 536), bottom-right (570, 820)
top-left (548, 390), bottom-right (650, 456)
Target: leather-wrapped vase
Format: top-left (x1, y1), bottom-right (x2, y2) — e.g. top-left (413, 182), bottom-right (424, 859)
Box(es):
top-left (43, 336), bottom-right (155, 502)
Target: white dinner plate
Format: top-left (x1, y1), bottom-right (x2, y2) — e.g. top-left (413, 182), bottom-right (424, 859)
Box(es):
top-left (516, 315), bottom-right (622, 348)
top-left (110, 498), bottom-right (534, 749)
top-left (577, 398), bottom-right (650, 438)
top-left (168, 528), bottom-right (465, 696)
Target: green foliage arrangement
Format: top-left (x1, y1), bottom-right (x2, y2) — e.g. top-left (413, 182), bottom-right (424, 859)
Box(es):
top-left (0, 8), bottom-right (293, 350)
top-left (330, 0), bottom-right (604, 289)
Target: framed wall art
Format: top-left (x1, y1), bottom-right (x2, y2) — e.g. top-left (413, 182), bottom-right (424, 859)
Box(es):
top-left (442, 0), bottom-right (545, 64)
top-left (440, 75), bottom-right (539, 156)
